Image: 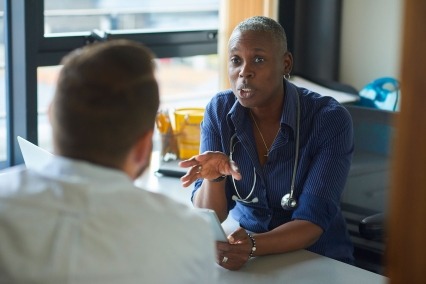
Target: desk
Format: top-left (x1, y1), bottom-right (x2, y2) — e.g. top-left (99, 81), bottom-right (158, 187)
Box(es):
top-left (135, 157), bottom-right (388, 284)
top-left (217, 250), bottom-right (387, 284)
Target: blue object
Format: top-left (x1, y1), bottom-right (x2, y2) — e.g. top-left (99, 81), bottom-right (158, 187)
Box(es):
top-left (357, 77), bottom-right (400, 111)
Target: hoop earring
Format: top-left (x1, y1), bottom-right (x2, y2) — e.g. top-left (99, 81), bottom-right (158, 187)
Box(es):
top-left (284, 73), bottom-right (291, 80)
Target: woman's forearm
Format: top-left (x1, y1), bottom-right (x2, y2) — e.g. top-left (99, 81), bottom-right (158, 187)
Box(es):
top-left (193, 180), bottom-right (229, 222)
top-left (251, 219), bottom-right (323, 256)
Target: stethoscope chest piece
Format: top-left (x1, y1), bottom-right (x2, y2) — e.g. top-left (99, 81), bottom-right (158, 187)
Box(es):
top-left (281, 193), bottom-right (298, 210)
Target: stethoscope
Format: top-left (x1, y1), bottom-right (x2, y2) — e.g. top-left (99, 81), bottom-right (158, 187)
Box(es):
top-left (229, 92), bottom-right (300, 211)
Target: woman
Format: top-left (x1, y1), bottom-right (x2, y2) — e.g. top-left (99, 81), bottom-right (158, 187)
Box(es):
top-left (180, 16), bottom-right (354, 271)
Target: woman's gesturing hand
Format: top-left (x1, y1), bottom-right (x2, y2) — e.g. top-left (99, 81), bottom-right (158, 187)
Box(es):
top-left (179, 151), bottom-right (242, 187)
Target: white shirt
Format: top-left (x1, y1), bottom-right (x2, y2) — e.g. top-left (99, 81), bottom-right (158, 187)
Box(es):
top-left (0, 157), bottom-right (217, 284)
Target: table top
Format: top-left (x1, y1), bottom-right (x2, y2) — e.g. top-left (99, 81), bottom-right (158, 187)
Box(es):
top-left (216, 250), bottom-right (387, 284)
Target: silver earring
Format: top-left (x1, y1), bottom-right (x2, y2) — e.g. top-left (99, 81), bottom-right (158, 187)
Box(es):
top-left (284, 73), bottom-right (291, 80)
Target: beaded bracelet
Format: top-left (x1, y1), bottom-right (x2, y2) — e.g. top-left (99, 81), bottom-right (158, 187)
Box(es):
top-left (247, 233), bottom-right (257, 258)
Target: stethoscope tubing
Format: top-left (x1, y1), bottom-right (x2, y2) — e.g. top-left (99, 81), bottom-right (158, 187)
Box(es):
top-left (229, 91), bottom-right (301, 207)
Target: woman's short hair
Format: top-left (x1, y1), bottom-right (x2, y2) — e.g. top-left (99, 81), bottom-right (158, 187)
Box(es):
top-left (232, 16), bottom-right (288, 53)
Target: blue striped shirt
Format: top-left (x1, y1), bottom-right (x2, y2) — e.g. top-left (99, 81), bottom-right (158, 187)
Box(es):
top-left (193, 80), bottom-right (354, 263)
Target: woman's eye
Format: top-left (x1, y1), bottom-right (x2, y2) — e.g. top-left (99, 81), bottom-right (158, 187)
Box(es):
top-left (230, 57), bottom-right (240, 64)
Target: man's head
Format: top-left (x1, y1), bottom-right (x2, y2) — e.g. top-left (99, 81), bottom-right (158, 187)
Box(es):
top-left (228, 16), bottom-right (293, 108)
top-left (50, 39), bottom-right (159, 176)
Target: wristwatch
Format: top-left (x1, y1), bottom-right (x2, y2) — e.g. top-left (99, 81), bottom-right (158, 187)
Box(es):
top-left (209, 175), bottom-right (226, 182)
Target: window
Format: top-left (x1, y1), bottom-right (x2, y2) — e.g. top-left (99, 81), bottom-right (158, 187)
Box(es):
top-left (37, 66), bottom-right (59, 152)
top-left (37, 55), bottom-right (219, 152)
top-left (3, 0), bottom-right (219, 168)
top-left (0, 3), bottom-right (5, 164)
top-left (44, 0), bottom-right (218, 34)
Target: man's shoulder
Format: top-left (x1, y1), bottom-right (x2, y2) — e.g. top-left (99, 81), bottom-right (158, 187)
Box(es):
top-left (0, 164), bottom-right (27, 177)
top-left (116, 187), bottom-right (211, 228)
top-left (0, 165), bottom-right (31, 196)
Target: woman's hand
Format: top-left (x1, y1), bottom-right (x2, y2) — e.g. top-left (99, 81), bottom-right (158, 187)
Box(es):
top-left (216, 227), bottom-right (253, 271)
top-left (179, 151), bottom-right (242, 187)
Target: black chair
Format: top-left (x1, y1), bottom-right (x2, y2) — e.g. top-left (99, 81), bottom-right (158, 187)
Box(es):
top-left (341, 105), bottom-right (395, 275)
top-left (359, 212), bottom-right (385, 241)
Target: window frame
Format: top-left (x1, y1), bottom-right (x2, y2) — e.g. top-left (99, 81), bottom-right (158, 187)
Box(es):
top-left (3, 0), bottom-right (218, 168)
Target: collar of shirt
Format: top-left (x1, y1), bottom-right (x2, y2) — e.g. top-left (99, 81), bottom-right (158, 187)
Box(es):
top-left (226, 79), bottom-right (300, 139)
top-left (36, 155), bottom-right (134, 193)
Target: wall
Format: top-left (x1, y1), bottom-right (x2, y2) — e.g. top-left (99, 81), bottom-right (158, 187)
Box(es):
top-left (340, 0), bottom-right (403, 90)
top-left (278, 0), bottom-right (342, 83)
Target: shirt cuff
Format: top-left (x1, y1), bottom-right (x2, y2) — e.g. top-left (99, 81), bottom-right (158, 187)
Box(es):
top-left (291, 193), bottom-right (338, 231)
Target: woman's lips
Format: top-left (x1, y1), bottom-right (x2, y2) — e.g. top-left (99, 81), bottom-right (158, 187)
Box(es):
top-left (238, 88), bottom-right (255, 99)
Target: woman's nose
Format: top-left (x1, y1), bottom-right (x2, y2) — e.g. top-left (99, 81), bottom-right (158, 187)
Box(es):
top-left (239, 62), bottom-right (254, 78)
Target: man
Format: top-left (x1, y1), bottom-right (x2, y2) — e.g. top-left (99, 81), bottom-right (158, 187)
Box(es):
top-left (179, 16), bottom-right (354, 270)
top-left (0, 40), bottom-right (216, 283)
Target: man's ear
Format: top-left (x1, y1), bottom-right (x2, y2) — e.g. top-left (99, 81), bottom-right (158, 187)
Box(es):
top-left (123, 129), bottom-right (154, 179)
top-left (133, 129), bottom-right (154, 165)
top-left (48, 103), bottom-right (53, 125)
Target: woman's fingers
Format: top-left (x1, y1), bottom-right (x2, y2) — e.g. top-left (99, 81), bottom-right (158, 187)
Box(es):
top-left (179, 151), bottom-right (242, 186)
